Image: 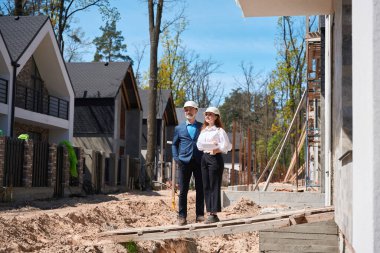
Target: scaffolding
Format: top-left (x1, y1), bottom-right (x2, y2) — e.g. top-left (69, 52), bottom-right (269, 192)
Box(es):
top-left (305, 31), bottom-right (322, 189)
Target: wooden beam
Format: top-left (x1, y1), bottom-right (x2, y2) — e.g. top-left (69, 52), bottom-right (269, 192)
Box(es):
top-left (231, 121), bottom-right (236, 186)
top-left (263, 90), bottom-right (307, 191)
top-left (289, 165), bottom-right (305, 183)
top-left (98, 207), bottom-right (334, 242)
top-left (283, 124), bottom-right (306, 182)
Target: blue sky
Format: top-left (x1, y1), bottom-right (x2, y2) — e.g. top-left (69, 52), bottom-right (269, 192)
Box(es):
top-left (77, 0), bottom-right (280, 97)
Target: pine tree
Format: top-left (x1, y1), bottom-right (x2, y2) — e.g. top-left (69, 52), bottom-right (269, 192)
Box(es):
top-left (93, 20), bottom-right (130, 62)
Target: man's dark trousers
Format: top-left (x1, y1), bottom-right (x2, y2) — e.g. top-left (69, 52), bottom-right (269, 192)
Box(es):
top-left (178, 159), bottom-right (204, 218)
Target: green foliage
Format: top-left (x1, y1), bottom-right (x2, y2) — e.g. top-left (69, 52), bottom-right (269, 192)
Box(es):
top-left (157, 20), bottom-right (189, 106)
top-left (93, 20), bottom-right (131, 62)
top-left (121, 241), bottom-right (138, 253)
top-left (59, 140), bottom-right (78, 178)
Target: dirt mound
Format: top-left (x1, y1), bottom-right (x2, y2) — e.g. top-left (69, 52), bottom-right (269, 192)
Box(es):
top-left (223, 197), bottom-right (260, 216)
top-left (0, 190), bottom-right (260, 253)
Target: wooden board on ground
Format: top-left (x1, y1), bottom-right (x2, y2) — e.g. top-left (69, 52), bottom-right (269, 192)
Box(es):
top-left (259, 220), bottom-right (338, 253)
top-left (98, 206), bottom-right (334, 242)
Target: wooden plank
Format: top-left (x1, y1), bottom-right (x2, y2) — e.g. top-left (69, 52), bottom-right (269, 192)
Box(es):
top-left (101, 207), bottom-right (334, 236)
top-left (260, 231), bottom-right (337, 240)
top-left (283, 124), bottom-right (306, 182)
top-left (260, 237), bottom-right (338, 246)
top-left (103, 219), bottom-right (291, 242)
top-left (263, 220), bottom-right (338, 234)
top-left (100, 207), bottom-right (334, 242)
top-left (260, 243), bottom-right (338, 252)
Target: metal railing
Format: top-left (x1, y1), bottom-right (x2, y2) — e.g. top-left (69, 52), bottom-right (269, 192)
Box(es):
top-left (15, 84), bottom-right (69, 120)
top-left (0, 78), bottom-right (8, 104)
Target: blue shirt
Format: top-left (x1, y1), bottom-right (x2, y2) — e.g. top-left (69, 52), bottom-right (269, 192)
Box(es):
top-left (186, 121), bottom-right (197, 139)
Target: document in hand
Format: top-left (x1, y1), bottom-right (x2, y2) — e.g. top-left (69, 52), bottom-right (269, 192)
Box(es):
top-left (201, 142), bottom-right (218, 151)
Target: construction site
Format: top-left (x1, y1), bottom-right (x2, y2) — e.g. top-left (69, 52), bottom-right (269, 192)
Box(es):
top-left (0, 16), bottom-right (338, 253)
top-left (1, 0), bottom-right (379, 252)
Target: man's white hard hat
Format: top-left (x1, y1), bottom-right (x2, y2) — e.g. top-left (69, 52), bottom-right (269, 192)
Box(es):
top-left (183, 101), bottom-right (198, 109)
top-left (205, 107), bottom-right (220, 116)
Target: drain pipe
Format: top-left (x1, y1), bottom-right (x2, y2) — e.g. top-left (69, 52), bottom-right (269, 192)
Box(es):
top-left (9, 61), bottom-right (20, 137)
top-left (324, 15), bottom-right (332, 206)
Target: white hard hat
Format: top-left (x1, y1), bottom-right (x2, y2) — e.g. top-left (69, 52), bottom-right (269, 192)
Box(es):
top-left (183, 101), bottom-right (198, 109)
top-left (205, 107), bottom-right (220, 116)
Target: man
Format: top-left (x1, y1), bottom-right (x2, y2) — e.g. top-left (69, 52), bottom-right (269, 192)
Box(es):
top-left (172, 101), bottom-right (204, 225)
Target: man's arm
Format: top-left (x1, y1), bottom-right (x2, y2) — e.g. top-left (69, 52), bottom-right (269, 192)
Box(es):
top-left (172, 127), bottom-right (180, 162)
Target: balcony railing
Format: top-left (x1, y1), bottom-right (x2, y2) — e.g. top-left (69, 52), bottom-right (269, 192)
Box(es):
top-left (0, 78), bottom-right (8, 104)
top-left (15, 84), bottom-right (69, 120)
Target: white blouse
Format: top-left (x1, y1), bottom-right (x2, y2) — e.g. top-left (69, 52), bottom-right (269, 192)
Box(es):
top-left (197, 125), bottom-right (232, 154)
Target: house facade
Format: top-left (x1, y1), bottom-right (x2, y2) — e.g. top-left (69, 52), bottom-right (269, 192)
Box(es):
top-left (235, 0), bottom-right (378, 252)
top-left (0, 16), bottom-right (74, 143)
top-left (67, 62), bottom-right (142, 161)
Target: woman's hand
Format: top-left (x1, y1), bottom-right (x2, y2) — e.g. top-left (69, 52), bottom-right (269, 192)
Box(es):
top-left (209, 148), bottom-right (220, 155)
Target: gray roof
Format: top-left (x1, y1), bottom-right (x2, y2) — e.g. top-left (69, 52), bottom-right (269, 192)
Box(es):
top-left (139, 89), bottom-right (173, 119)
top-left (0, 16), bottom-right (48, 62)
top-left (176, 107), bottom-right (206, 124)
top-left (66, 62), bottom-right (131, 98)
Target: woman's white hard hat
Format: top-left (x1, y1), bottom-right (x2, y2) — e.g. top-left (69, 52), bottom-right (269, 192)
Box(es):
top-left (205, 107), bottom-right (220, 116)
top-left (183, 101), bottom-right (198, 109)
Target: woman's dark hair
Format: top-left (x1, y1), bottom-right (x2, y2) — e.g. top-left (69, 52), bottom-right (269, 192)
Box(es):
top-left (202, 114), bottom-right (224, 130)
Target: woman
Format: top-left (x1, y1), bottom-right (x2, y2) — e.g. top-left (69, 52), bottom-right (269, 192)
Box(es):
top-left (197, 107), bottom-right (232, 223)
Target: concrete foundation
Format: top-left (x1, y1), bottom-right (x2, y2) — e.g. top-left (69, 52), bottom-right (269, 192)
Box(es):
top-left (222, 190), bottom-right (325, 208)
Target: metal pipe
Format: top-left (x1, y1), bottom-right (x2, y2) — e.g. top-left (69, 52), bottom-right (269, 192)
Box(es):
top-left (324, 15), bottom-right (332, 206)
top-left (9, 61), bottom-right (20, 137)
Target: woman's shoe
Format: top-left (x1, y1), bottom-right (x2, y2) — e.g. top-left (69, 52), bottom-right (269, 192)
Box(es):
top-left (204, 214), bottom-right (220, 224)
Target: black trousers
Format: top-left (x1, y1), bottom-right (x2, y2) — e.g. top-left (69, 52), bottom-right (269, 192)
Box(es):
top-left (178, 159), bottom-right (204, 218)
top-left (201, 153), bottom-right (224, 213)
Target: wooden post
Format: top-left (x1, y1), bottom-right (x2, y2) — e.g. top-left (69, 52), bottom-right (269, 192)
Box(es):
top-left (247, 128), bottom-right (252, 187)
top-left (239, 128), bottom-right (243, 185)
top-left (171, 158), bottom-right (176, 210)
top-left (295, 118), bottom-right (299, 191)
top-left (231, 121), bottom-right (236, 186)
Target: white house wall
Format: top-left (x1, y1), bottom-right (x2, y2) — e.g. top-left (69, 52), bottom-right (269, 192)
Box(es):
top-left (1, 20), bottom-right (74, 141)
top-left (352, 0), bottom-right (380, 252)
top-left (0, 34), bottom-right (12, 136)
top-left (331, 0), bottom-right (354, 248)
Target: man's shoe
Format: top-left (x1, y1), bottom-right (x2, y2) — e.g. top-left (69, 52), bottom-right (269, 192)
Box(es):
top-left (196, 215), bottom-right (205, 222)
top-left (204, 215), bottom-right (220, 224)
top-left (177, 217), bottom-right (187, 226)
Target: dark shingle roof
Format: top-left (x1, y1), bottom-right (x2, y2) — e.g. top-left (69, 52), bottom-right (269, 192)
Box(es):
top-left (176, 107), bottom-right (206, 124)
top-left (0, 16), bottom-right (48, 62)
top-left (66, 62), bottom-right (131, 98)
top-left (139, 89), bottom-right (173, 119)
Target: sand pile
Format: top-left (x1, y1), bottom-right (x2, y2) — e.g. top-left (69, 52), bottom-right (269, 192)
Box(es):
top-left (0, 190), bottom-right (260, 253)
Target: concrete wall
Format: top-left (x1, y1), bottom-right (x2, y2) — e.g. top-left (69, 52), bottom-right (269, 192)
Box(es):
top-left (352, 0), bottom-right (380, 252)
top-left (331, 0), bottom-right (353, 247)
top-left (222, 190), bottom-right (325, 209)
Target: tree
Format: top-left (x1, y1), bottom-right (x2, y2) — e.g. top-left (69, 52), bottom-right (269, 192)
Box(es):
top-left (145, 0), bottom-right (164, 189)
top-left (157, 19), bottom-right (189, 106)
top-left (186, 57), bottom-right (223, 108)
top-left (265, 16), bottom-right (310, 178)
top-left (132, 42), bottom-right (148, 86)
top-left (2, 0), bottom-right (118, 55)
top-left (93, 20), bottom-right (130, 62)
top-left (65, 27), bottom-right (91, 62)
top-left (157, 20), bottom-right (223, 108)
top-left (145, 0), bottom-right (185, 189)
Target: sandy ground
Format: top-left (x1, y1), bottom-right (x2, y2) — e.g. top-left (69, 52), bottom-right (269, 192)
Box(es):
top-left (0, 189), bottom-right (262, 253)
